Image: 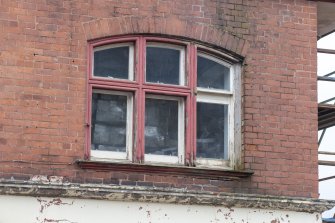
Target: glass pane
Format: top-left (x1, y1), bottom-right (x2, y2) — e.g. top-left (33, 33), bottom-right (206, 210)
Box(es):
top-left (94, 46), bottom-right (130, 79)
top-left (197, 55), bottom-right (230, 90)
top-left (91, 92), bottom-right (128, 152)
top-left (146, 46), bottom-right (181, 85)
top-left (197, 102), bottom-right (228, 159)
top-left (145, 98), bottom-right (179, 156)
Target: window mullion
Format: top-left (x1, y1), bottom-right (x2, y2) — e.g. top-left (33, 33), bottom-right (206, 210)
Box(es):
top-left (188, 44), bottom-right (197, 166)
top-left (135, 36), bottom-right (146, 163)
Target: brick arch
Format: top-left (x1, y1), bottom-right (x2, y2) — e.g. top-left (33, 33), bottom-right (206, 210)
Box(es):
top-left (82, 16), bottom-right (249, 58)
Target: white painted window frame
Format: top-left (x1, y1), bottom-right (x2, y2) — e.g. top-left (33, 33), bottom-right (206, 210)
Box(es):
top-left (145, 42), bottom-right (186, 86)
top-left (93, 43), bottom-right (135, 81)
top-left (195, 53), bottom-right (241, 170)
top-left (144, 94), bottom-right (185, 165)
top-left (90, 89), bottom-right (133, 162)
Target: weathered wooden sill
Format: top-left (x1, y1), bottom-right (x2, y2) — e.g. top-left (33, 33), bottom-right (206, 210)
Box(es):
top-left (76, 160), bottom-right (253, 180)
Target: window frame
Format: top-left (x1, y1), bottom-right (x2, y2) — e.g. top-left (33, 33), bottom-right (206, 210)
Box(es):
top-left (144, 94), bottom-right (185, 165)
top-left (195, 95), bottom-right (231, 167)
top-left (195, 52), bottom-right (236, 168)
top-left (90, 89), bottom-right (134, 162)
top-left (86, 36), bottom-right (241, 170)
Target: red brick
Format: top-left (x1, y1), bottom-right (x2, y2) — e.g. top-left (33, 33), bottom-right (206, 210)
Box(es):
top-left (0, 0), bottom-right (319, 199)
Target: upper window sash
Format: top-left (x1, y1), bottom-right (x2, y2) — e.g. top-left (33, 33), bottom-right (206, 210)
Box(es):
top-left (197, 52), bottom-right (233, 94)
top-left (145, 42), bottom-right (186, 86)
top-left (92, 43), bottom-right (135, 81)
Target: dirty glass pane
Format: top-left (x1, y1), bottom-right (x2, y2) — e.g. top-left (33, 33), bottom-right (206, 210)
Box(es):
top-left (94, 46), bottom-right (130, 79)
top-left (197, 55), bottom-right (230, 90)
top-left (145, 98), bottom-right (179, 156)
top-left (196, 102), bottom-right (228, 159)
top-left (91, 92), bottom-right (127, 152)
top-left (146, 46), bottom-right (181, 85)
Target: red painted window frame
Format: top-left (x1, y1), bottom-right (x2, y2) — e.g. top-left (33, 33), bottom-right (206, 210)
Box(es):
top-left (85, 36), bottom-right (227, 166)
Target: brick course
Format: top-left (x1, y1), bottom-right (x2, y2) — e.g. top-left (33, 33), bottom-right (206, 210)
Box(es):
top-left (0, 0), bottom-right (318, 198)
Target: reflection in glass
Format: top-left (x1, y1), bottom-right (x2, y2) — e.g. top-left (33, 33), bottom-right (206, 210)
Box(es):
top-left (145, 98), bottom-right (179, 156)
top-left (91, 92), bottom-right (127, 152)
top-left (197, 55), bottom-right (230, 90)
top-left (94, 46), bottom-right (130, 79)
top-left (197, 102), bottom-right (228, 159)
top-left (146, 46), bottom-right (181, 85)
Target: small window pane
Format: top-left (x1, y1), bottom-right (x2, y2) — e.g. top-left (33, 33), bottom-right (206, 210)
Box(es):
top-left (94, 45), bottom-right (131, 79)
top-left (145, 98), bottom-right (179, 156)
top-left (197, 55), bottom-right (230, 90)
top-left (91, 92), bottom-right (128, 152)
top-left (146, 46), bottom-right (183, 85)
top-left (197, 102), bottom-right (228, 159)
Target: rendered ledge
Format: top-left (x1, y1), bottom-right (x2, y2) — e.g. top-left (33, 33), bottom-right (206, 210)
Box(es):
top-left (76, 160), bottom-right (253, 180)
top-left (0, 179), bottom-right (334, 213)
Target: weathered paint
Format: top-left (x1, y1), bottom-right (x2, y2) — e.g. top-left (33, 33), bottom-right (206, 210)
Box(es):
top-left (0, 195), bottom-right (321, 223)
top-left (0, 180), bottom-right (334, 214)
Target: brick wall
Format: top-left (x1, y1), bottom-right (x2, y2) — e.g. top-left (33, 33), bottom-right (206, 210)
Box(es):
top-left (0, 0), bottom-right (318, 198)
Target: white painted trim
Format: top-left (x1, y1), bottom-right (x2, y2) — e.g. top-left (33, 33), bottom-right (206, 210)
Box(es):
top-left (229, 64), bottom-right (234, 95)
top-left (126, 93), bottom-right (133, 161)
top-left (197, 93), bottom-right (231, 105)
top-left (91, 150), bottom-right (127, 160)
top-left (91, 89), bottom-right (133, 162)
top-left (232, 64), bottom-right (242, 170)
top-left (93, 43), bottom-right (135, 81)
top-left (178, 98), bottom-right (185, 164)
top-left (179, 48), bottom-right (185, 86)
top-left (145, 94), bottom-right (182, 101)
top-left (197, 87), bottom-right (233, 95)
top-left (145, 154), bottom-right (179, 164)
top-left (128, 45), bottom-right (134, 81)
top-left (196, 158), bottom-right (230, 168)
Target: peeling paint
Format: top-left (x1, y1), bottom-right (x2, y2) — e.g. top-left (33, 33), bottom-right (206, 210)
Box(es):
top-left (30, 176), bottom-right (64, 185)
top-left (0, 179), bottom-right (333, 216)
top-left (31, 175), bottom-right (49, 184)
top-left (37, 198), bottom-right (74, 213)
top-left (42, 219), bottom-right (78, 223)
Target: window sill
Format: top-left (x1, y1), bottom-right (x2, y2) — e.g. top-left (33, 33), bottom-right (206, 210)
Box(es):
top-left (76, 160), bottom-right (253, 180)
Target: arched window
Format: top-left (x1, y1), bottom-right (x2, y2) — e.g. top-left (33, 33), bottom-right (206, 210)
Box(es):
top-left (87, 36), bottom-right (241, 169)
